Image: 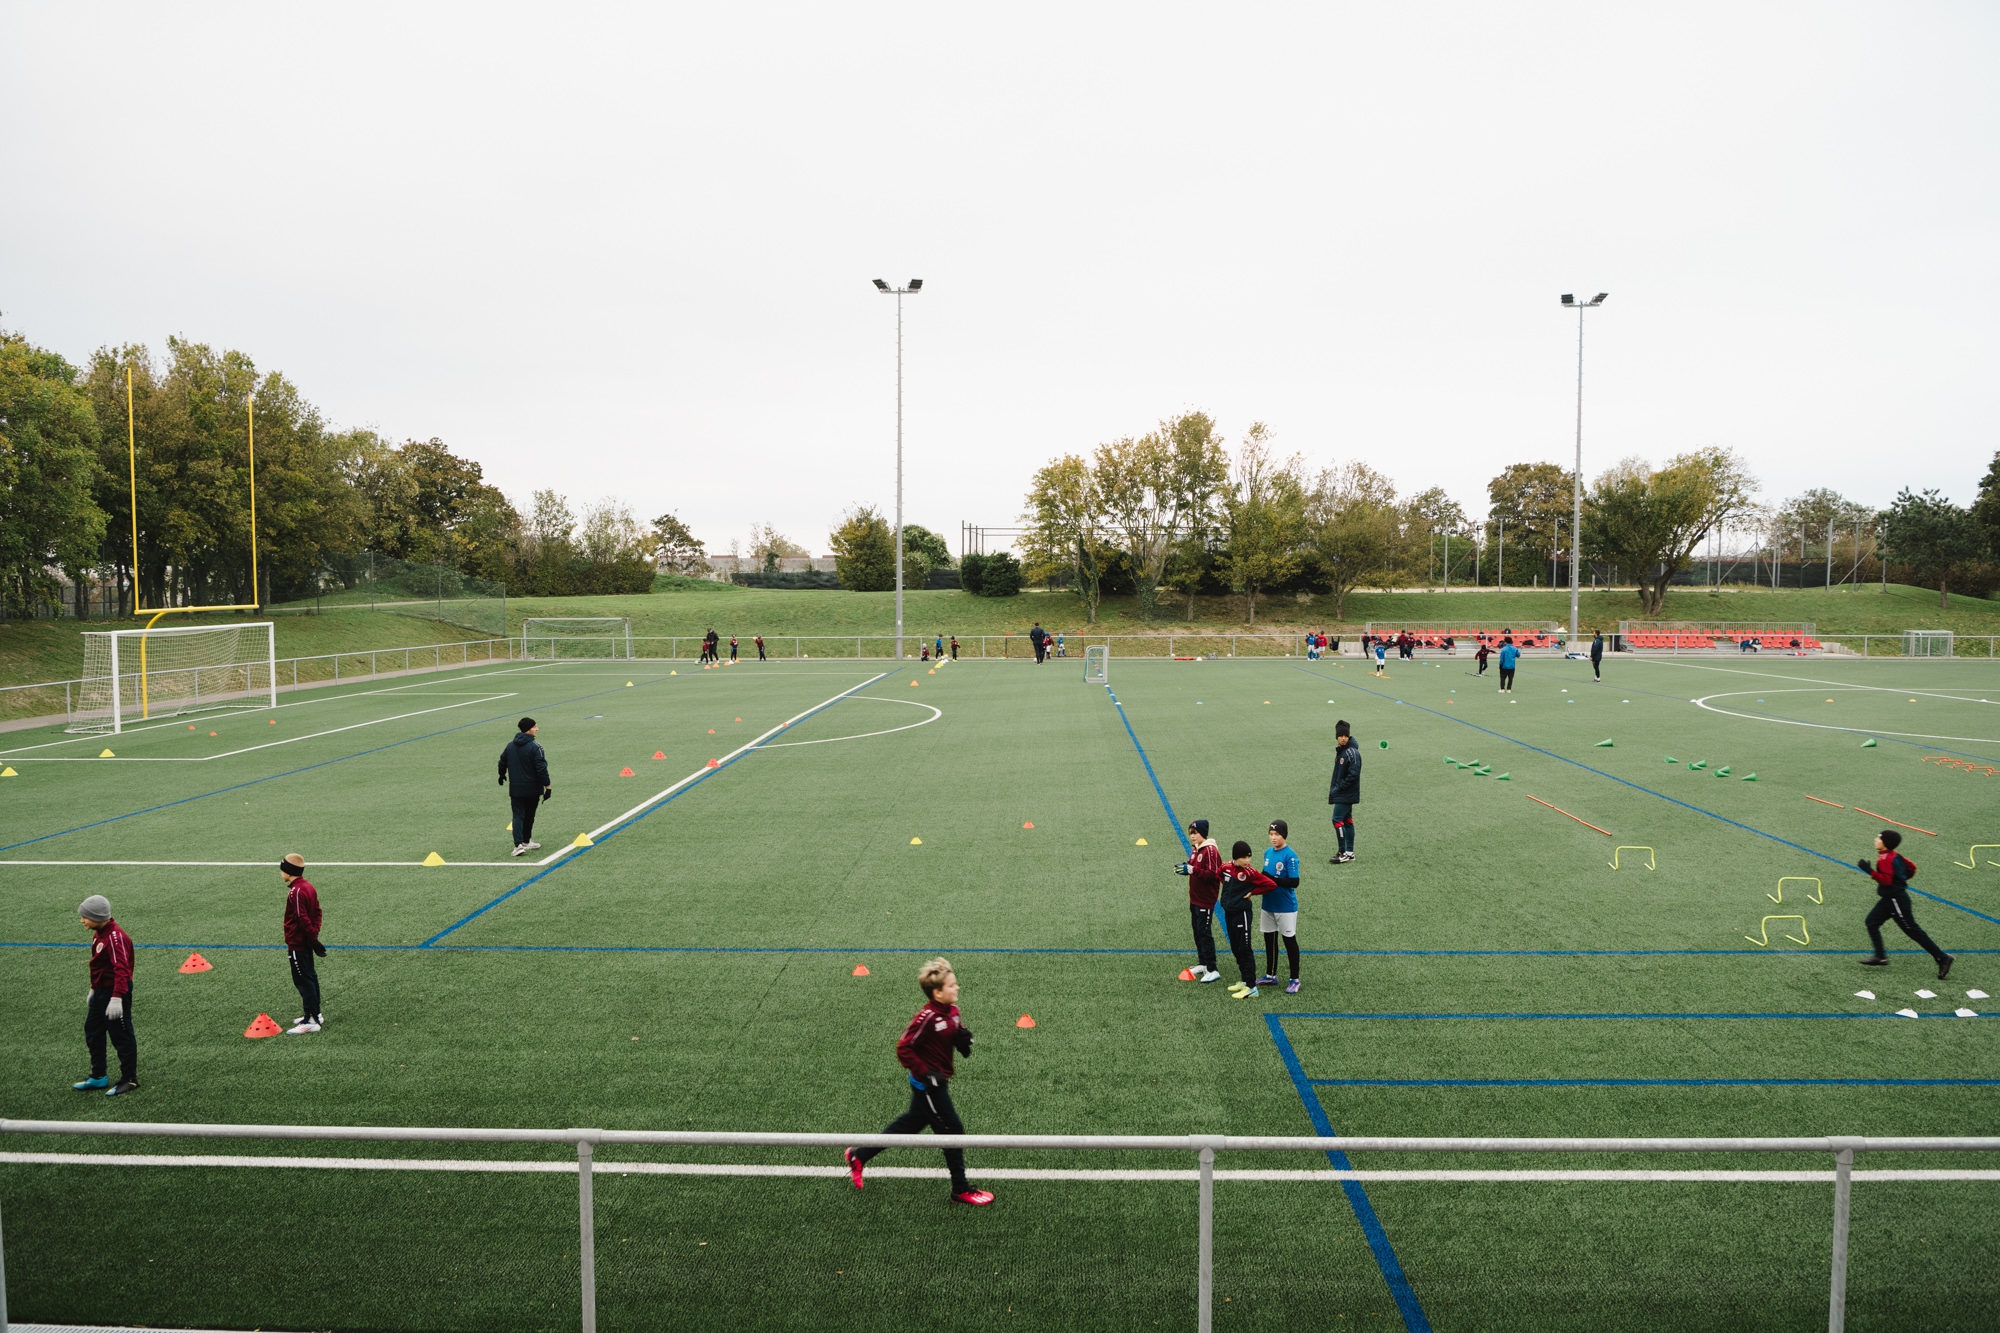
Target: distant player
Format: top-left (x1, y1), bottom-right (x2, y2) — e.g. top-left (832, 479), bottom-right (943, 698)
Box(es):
top-left (1029, 622), bottom-right (1048, 663)
top-left (1857, 830), bottom-right (1954, 979)
top-left (1372, 639), bottom-right (1388, 675)
top-left (844, 958), bottom-right (994, 1206)
top-left (949, 635), bottom-right (960, 660)
top-left (499, 717), bottom-right (553, 857)
top-left (1217, 841), bottom-right (1278, 998)
top-left (755, 634), bottom-right (767, 661)
top-left (1475, 640), bottom-right (1491, 676)
top-left (729, 635), bottom-right (739, 662)
top-left (1497, 637), bottom-right (1518, 692)
top-left (1328, 721), bottom-right (1360, 864)
top-left (73, 895), bottom-right (138, 1097)
top-left (1256, 821), bottom-right (1303, 993)
top-left (1174, 819), bottom-right (1224, 982)
top-left (1590, 630), bottom-right (1604, 681)
top-left (281, 854), bottom-right (327, 1034)
top-left (935, 634), bottom-right (945, 660)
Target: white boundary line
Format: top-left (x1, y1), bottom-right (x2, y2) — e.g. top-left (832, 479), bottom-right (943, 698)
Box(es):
top-left (0, 693), bottom-right (519, 762)
top-left (533, 670), bottom-right (891, 865)
top-left (758, 696), bottom-right (941, 747)
top-left (0, 860), bottom-right (524, 868)
top-left (3, 1152), bottom-right (1993, 1183)
top-left (1691, 687), bottom-right (2000, 746)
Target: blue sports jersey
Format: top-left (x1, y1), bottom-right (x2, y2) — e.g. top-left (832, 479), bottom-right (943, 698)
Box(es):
top-left (1498, 644), bottom-right (1519, 669)
top-left (1262, 844), bottom-right (1300, 913)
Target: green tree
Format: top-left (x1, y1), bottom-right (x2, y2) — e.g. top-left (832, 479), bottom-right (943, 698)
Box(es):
top-left (1973, 452), bottom-right (2000, 560)
top-left (1096, 411), bottom-right (1230, 620)
top-left (1023, 455), bottom-right (1108, 622)
top-left (1581, 447), bottom-right (1758, 616)
top-left (830, 505), bottom-right (896, 591)
top-left (1881, 488), bottom-right (1984, 610)
top-left (1221, 424), bottom-right (1305, 624)
top-left (747, 522), bottom-right (808, 573)
top-left (1302, 461), bottom-right (1399, 619)
top-left (647, 512), bottom-right (708, 576)
top-left (1485, 462), bottom-right (1574, 586)
top-left (901, 523), bottom-right (952, 578)
top-left (1404, 486), bottom-right (1468, 588)
top-left (0, 331), bottom-right (107, 618)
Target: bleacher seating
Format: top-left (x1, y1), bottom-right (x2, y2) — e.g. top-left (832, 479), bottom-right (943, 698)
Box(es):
top-left (1615, 631), bottom-right (1821, 651)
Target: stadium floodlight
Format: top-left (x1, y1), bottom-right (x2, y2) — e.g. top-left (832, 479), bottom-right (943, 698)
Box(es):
top-left (1559, 289), bottom-right (1609, 644)
top-left (873, 277), bottom-right (925, 659)
top-left (68, 622), bottom-right (277, 734)
top-left (520, 618), bottom-right (634, 660)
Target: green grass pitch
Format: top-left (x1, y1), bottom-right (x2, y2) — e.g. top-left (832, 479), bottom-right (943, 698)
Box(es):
top-left (1, 649), bottom-right (1997, 1331)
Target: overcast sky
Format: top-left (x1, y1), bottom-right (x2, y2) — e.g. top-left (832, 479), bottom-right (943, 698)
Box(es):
top-left (3, 3), bottom-right (1994, 557)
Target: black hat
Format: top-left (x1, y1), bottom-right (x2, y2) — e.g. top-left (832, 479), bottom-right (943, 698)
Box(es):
top-left (1189, 818), bottom-right (1209, 837)
top-left (1880, 829), bottom-right (1902, 850)
top-left (1268, 819), bottom-right (1288, 837)
top-left (518, 717), bottom-right (536, 732)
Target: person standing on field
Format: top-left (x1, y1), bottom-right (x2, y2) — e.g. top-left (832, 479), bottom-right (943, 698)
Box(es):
top-left (499, 716), bottom-right (553, 857)
top-left (280, 855), bottom-right (327, 1034)
top-left (1328, 722), bottom-right (1360, 864)
top-left (1497, 637), bottom-right (1519, 692)
top-left (73, 895), bottom-right (138, 1097)
top-left (1590, 630), bottom-right (1604, 681)
top-left (755, 634), bottom-right (767, 661)
top-left (1029, 622), bottom-right (1049, 663)
top-left (949, 635), bottom-right (960, 660)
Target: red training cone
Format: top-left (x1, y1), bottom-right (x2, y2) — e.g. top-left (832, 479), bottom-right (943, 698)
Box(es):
top-left (652, 750), bottom-right (666, 760)
top-left (1022, 821), bottom-right (1034, 829)
top-left (179, 952), bottom-right (213, 974)
top-left (1015, 1014), bottom-right (1037, 1029)
top-left (619, 766), bottom-right (635, 777)
top-left (852, 964), bottom-right (870, 977)
top-left (1177, 967), bottom-right (1195, 981)
top-left (244, 1013), bottom-right (283, 1039)
top-left (705, 758), bottom-right (720, 768)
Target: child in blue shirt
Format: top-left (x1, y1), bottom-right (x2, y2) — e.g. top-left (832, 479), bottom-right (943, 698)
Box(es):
top-left (1372, 638), bottom-right (1388, 675)
top-left (1255, 820), bottom-right (1303, 993)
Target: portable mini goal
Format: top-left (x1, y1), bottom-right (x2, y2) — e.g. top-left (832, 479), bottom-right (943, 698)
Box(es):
top-left (520, 618), bottom-right (634, 660)
top-left (1905, 630), bottom-right (1954, 658)
top-left (1083, 644), bottom-right (1108, 683)
top-left (67, 622), bottom-right (278, 734)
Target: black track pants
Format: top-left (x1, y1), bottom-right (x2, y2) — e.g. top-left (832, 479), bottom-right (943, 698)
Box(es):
top-left (1223, 903), bottom-right (1259, 985)
top-left (854, 1081), bottom-right (971, 1192)
top-left (1865, 892), bottom-right (1947, 962)
top-left (1189, 906), bottom-right (1218, 973)
top-left (289, 948), bottom-right (323, 1020)
top-left (1498, 667), bottom-right (1515, 689)
top-left (84, 988), bottom-right (136, 1082)
top-left (510, 792), bottom-right (538, 846)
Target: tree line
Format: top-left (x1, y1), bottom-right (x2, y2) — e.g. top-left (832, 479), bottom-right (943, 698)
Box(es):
top-left (1020, 411), bottom-right (2000, 621)
top-left (0, 320), bottom-right (684, 618)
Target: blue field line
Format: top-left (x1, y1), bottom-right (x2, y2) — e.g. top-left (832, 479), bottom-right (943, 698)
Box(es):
top-left (1291, 664), bottom-right (2000, 930)
top-left (417, 673), bottom-right (889, 947)
top-left (1104, 683), bottom-right (1191, 855)
top-left (1285, 1010), bottom-right (1997, 1020)
top-left (1263, 1014), bottom-right (1432, 1333)
top-left (1306, 1076), bottom-right (2000, 1087)
top-left (0, 668), bottom-right (639, 856)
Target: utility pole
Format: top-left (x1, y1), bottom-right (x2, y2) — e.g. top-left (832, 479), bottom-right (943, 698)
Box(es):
top-left (872, 278), bottom-right (924, 659)
top-left (1559, 293), bottom-right (1608, 642)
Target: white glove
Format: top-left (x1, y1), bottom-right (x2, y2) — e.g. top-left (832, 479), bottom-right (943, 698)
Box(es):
top-left (106, 996), bottom-right (124, 1021)
top-left (87, 986), bottom-right (95, 1002)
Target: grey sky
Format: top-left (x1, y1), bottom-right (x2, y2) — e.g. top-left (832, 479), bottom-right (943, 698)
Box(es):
top-left (4, 3), bottom-right (1994, 557)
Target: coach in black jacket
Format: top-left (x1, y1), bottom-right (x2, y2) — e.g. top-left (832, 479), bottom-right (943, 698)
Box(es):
top-left (498, 717), bottom-right (553, 857)
top-left (1327, 722), bottom-right (1360, 865)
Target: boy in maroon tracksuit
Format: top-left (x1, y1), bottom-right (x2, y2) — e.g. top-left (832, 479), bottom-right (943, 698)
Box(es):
top-left (1218, 842), bottom-right (1279, 998)
top-left (845, 958), bottom-right (993, 1206)
top-left (1857, 830), bottom-right (1954, 979)
top-left (1175, 819), bottom-right (1224, 982)
top-left (74, 894), bottom-right (138, 1096)
top-left (281, 854), bottom-right (327, 1034)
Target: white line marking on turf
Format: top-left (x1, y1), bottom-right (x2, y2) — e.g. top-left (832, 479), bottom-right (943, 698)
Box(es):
top-left (0, 694), bottom-right (519, 762)
top-left (1633, 657), bottom-right (2000, 704)
top-left (4, 1153), bottom-right (1993, 1183)
top-left (535, 671), bottom-right (893, 865)
top-left (758, 697), bottom-right (941, 747)
top-left (0, 861), bottom-right (524, 868)
top-left (1692, 689), bottom-right (2000, 746)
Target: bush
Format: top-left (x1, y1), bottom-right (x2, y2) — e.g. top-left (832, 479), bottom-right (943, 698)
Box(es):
top-left (959, 552), bottom-right (987, 595)
top-left (973, 551), bottom-right (1022, 597)
top-left (831, 506), bottom-right (896, 591)
top-left (730, 570), bottom-right (844, 589)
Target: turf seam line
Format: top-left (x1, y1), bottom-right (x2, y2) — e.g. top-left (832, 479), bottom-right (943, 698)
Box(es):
top-left (1103, 682), bottom-right (1192, 855)
top-left (1290, 664), bottom-right (2000, 930)
top-left (417, 672), bottom-right (890, 946)
top-left (1264, 1013), bottom-right (1433, 1333)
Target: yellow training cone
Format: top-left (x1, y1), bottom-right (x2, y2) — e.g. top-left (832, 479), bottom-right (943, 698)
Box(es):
top-left (0, 766), bottom-right (17, 777)
top-left (572, 833), bottom-right (594, 848)
top-left (99, 749), bottom-right (115, 758)
top-left (669, 670), bottom-right (677, 675)
top-left (626, 681), bottom-right (634, 687)
top-left (1135, 837), bottom-right (1148, 846)
top-left (422, 852), bottom-right (446, 867)
top-left (910, 837), bottom-right (923, 845)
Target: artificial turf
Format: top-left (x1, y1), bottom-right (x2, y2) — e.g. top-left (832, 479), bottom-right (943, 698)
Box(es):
top-left (1, 648), bottom-right (1997, 1331)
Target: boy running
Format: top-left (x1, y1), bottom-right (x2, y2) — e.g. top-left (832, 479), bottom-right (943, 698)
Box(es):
top-left (1328, 722), bottom-right (1360, 863)
top-left (1256, 821), bottom-right (1303, 993)
top-left (1218, 841), bottom-right (1279, 998)
top-left (1475, 641), bottom-right (1491, 676)
top-left (281, 855), bottom-right (327, 1033)
top-left (1857, 830), bottom-right (1954, 978)
top-left (73, 895), bottom-right (138, 1097)
top-left (845, 958), bottom-right (993, 1206)
top-left (1174, 820), bottom-right (1225, 982)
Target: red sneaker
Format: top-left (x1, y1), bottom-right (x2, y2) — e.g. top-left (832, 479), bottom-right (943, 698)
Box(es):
top-left (844, 1148), bottom-right (865, 1190)
top-left (950, 1188), bottom-right (995, 1206)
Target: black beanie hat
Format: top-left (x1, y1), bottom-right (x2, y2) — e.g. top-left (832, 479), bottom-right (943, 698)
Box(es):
top-left (519, 717), bottom-right (536, 732)
top-left (1880, 829), bottom-right (1902, 850)
top-left (1189, 818), bottom-right (1209, 837)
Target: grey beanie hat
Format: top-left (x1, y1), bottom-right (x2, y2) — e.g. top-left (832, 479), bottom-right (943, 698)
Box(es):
top-left (79, 894), bottom-right (112, 921)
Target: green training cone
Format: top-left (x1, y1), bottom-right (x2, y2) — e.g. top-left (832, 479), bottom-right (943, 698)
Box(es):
top-left (1741, 773), bottom-right (1758, 781)
top-left (1861, 738), bottom-right (1878, 748)
top-left (1494, 772), bottom-right (1511, 780)
top-left (1689, 760), bottom-right (1707, 770)
top-left (1379, 740), bottom-right (1389, 749)
top-left (1594, 738), bottom-right (1614, 747)
top-left (1716, 766), bottom-right (1732, 776)
top-left (1443, 756), bottom-right (1456, 765)
top-left (1665, 756), bottom-right (1677, 764)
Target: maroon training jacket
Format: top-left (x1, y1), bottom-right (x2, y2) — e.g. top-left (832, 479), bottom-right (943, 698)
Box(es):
top-left (89, 918), bottom-right (135, 995)
top-left (1186, 841), bottom-right (1224, 909)
top-left (283, 878), bottom-right (323, 949)
top-left (895, 1000), bottom-right (964, 1083)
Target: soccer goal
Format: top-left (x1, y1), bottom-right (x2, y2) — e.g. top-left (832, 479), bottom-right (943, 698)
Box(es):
top-left (521, 617), bottom-right (634, 660)
top-left (1083, 644), bottom-right (1108, 683)
top-left (67, 622), bottom-right (278, 734)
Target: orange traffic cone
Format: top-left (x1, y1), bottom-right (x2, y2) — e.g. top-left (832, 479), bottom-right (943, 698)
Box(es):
top-left (1177, 967), bottom-right (1195, 981)
top-left (1022, 821), bottom-right (1034, 829)
top-left (705, 759), bottom-right (720, 768)
top-left (652, 750), bottom-right (666, 759)
top-left (1015, 1014), bottom-right (1037, 1028)
top-left (708, 729), bottom-right (716, 734)
top-left (852, 964), bottom-right (870, 977)
top-left (619, 767), bottom-right (635, 777)
top-left (179, 953), bottom-right (213, 974)
top-left (244, 1013), bottom-right (283, 1039)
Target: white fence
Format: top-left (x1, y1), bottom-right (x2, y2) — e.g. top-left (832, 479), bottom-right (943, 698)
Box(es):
top-left (2, 1118), bottom-right (1995, 1333)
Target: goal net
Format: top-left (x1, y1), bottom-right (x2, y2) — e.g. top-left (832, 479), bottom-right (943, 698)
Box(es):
top-left (521, 618), bottom-right (634, 660)
top-left (1083, 644), bottom-right (1108, 684)
top-left (67, 623), bottom-right (278, 734)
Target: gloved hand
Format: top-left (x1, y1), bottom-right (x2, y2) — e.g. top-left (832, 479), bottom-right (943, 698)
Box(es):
top-left (106, 996), bottom-right (124, 1021)
top-left (313, 941), bottom-right (328, 958)
top-left (498, 774), bottom-right (506, 786)
top-left (952, 1027), bottom-right (974, 1057)
top-left (1856, 859), bottom-right (1871, 873)
top-left (1174, 861), bottom-right (1191, 876)
top-left (541, 787), bottom-right (553, 803)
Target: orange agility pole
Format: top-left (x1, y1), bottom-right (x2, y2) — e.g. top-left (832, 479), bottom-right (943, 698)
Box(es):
top-left (1853, 807), bottom-right (1937, 837)
top-left (1805, 795), bottom-right (1846, 809)
top-left (1525, 794), bottom-right (1613, 837)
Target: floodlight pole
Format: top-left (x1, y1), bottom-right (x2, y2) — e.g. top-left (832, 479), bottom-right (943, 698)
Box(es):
top-left (875, 279), bottom-right (923, 660)
top-left (1560, 293), bottom-right (1607, 644)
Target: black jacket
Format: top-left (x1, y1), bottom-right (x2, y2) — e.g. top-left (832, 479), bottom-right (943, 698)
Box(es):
top-left (1328, 739), bottom-right (1361, 804)
top-left (499, 732), bottom-right (551, 793)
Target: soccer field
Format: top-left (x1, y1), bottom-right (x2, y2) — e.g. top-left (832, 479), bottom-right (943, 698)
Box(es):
top-left (2, 649), bottom-right (1997, 1331)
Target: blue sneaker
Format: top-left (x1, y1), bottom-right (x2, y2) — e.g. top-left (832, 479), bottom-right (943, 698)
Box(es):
top-left (1255, 974), bottom-right (1280, 987)
top-left (72, 1075), bottom-right (108, 1091)
top-left (1285, 978), bottom-right (1302, 995)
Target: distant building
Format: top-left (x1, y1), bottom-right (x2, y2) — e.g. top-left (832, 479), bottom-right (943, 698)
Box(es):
top-left (689, 555), bottom-right (836, 579)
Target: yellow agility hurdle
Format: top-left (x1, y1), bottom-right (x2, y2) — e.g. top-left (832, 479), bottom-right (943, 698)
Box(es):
top-left (1608, 846), bottom-right (1655, 871)
top-left (1744, 915), bottom-right (1810, 947)
top-left (1768, 876), bottom-right (1824, 905)
top-left (1953, 845), bottom-right (2000, 870)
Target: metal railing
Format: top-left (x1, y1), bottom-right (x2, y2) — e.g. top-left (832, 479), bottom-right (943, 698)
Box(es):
top-left (3, 1118), bottom-right (1994, 1333)
top-left (1612, 635), bottom-right (2000, 658)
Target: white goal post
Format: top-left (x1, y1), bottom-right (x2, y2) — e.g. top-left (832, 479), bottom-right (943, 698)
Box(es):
top-left (1083, 644), bottom-right (1108, 684)
top-left (67, 622), bottom-right (278, 734)
top-left (520, 617), bottom-right (634, 660)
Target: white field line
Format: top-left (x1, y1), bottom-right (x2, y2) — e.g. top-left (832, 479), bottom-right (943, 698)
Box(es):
top-left (1691, 688), bottom-right (2000, 747)
top-left (0, 860), bottom-right (523, 868)
top-left (0, 694), bottom-right (518, 762)
top-left (1632, 657), bottom-right (2000, 702)
top-left (759, 697), bottom-right (941, 747)
top-left (534, 671), bottom-right (891, 865)
top-left (3, 1152), bottom-right (1993, 1183)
